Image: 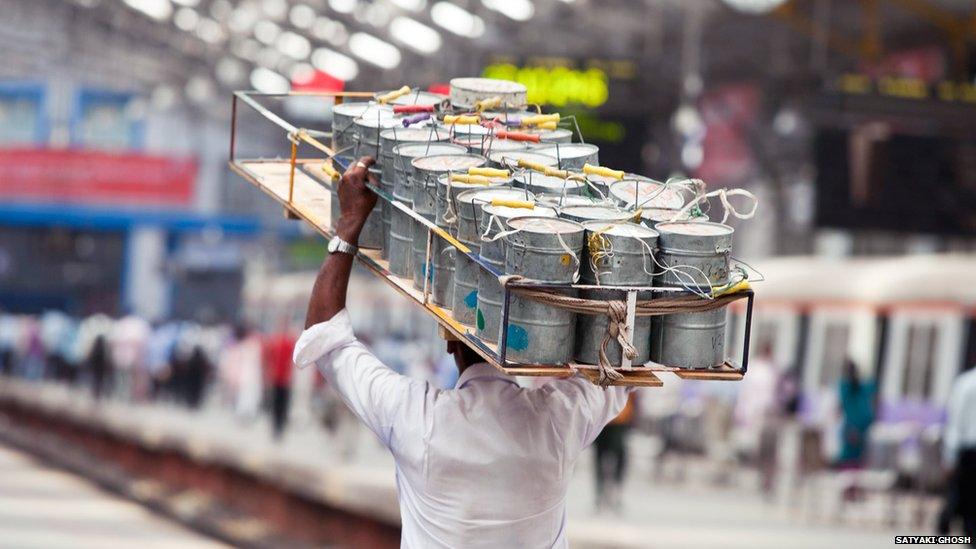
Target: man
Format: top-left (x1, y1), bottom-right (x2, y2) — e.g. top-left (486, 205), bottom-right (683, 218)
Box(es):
top-left (734, 342), bottom-right (780, 495)
top-left (263, 322), bottom-right (295, 440)
top-left (941, 365), bottom-right (976, 539)
top-left (293, 157), bottom-right (632, 548)
top-left (594, 393), bottom-right (635, 513)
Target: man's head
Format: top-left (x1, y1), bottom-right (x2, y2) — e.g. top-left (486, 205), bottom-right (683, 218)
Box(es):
top-left (447, 340), bottom-right (482, 374)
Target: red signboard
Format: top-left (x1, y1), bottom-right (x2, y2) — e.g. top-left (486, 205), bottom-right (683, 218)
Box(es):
top-left (0, 148), bottom-right (197, 207)
top-left (292, 70), bottom-right (345, 92)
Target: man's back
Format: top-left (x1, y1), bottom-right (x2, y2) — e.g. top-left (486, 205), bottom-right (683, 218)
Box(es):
top-left (294, 311), bottom-right (630, 548)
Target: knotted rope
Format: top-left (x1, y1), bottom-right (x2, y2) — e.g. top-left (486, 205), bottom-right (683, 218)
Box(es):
top-left (598, 300), bottom-right (633, 386)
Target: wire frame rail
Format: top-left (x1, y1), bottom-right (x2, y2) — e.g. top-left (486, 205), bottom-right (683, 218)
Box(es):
top-left (228, 91), bottom-right (755, 387)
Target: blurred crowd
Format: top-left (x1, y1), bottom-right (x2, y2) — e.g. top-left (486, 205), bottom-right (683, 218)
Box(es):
top-left (0, 310), bottom-right (302, 438)
top-left (0, 309), bottom-right (458, 440)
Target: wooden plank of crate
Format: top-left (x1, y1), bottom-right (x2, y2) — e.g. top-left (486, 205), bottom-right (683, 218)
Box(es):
top-left (233, 160), bottom-right (333, 234)
top-left (516, 363), bottom-right (663, 386)
top-left (577, 368), bottom-right (663, 387)
top-left (672, 363), bottom-right (744, 381)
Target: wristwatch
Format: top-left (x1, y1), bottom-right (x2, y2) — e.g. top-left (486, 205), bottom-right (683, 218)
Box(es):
top-left (327, 235), bottom-right (358, 256)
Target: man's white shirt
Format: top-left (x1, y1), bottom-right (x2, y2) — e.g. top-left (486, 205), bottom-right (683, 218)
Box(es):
top-left (293, 309), bottom-right (631, 548)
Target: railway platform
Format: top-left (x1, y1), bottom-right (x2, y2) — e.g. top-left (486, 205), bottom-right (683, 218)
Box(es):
top-left (0, 440), bottom-right (225, 548)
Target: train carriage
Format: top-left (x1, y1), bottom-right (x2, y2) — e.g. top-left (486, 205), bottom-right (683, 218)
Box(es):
top-left (732, 255), bottom-right (976, 433)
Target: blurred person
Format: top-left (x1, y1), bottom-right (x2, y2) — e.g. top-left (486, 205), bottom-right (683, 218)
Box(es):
top-left (594, 393), bottom-right (635, 513)
top-left (20, 317), bottom-right (45, 380)
top-left (939, 365), bottom-right (976, 539)
top-left (147, 320), bottom-right (179, 400)
top-left (170, 322), bottom-right (203, 406)
top-left (835, 359), bottom-right (876, 468)
top-left (87, 334), bottom-right (112, 400)
top-left (294, 158), bottom-right (634, 548)
top-left (263, 323), bottom-right (296, 440)
top-left (39, 311), bottom-right (75, 382)
top-left (701, 378), bottom-right (738, 485)
top-left (184, 344), bottom-right (211, 409)
top-left (776, 365), bottom-right (801, 418)
top-left (734, 342), bottom-right (779, 494)
top-left (0, 313), bottom-right (21, 375)
top-left (110, 314), bottom-right (151, 401)
top-left (72, 314), bottom-right (113, 385)
top-left (219, 323), bottom-right (263, 420)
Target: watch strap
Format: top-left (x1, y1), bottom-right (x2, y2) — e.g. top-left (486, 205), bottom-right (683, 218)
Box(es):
top-left (330, 236), bottom-right (358, 255)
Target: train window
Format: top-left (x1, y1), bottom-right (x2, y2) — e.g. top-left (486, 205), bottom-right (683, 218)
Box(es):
top-left (820, 323), bottom-right (850, 388)
top-left (739, 309), bottom-right (801, 370)
top-left (753, 320), bottom-right (777, 354)
top-left (903, 324), bottom-right (938, 400)
top-left (881, 312), bottom-right (966, 407)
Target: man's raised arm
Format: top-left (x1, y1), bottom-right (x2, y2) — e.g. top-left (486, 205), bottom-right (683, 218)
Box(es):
top-left (304, 156), bottom-right (377, 328)
top-left (293, 156), bottom-right (430, 447)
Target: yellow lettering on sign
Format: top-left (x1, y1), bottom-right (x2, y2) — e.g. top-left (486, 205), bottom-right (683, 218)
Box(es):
top-left (481, 63), bottom-right (610, 108)
top-left (937, 82), bottom-right (956, 101)
top-left (961, 84), bottom-right (976, 103)
top-left (878, 77), bottom-right (928, 99)
top-left (839, 73), bottom-right (871, 94)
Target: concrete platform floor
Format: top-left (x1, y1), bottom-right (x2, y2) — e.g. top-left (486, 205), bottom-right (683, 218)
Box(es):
top-left (0, 442), bottom-right (225, 549)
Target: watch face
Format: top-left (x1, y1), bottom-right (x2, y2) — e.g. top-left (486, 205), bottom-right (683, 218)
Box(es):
top-left (328, 238), bottom-right (339, 253)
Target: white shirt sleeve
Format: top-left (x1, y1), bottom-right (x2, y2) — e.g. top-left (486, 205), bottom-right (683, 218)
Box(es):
top-left (293, 310), bottom-right (430, 448)
top-left (541, 375), bottom-right (633, 454)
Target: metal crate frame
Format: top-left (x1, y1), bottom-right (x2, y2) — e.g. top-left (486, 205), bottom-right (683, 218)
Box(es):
top-left (229, 90), bottom-right (754, 387)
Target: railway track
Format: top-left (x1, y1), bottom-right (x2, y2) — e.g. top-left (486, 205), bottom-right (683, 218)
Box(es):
top-left (0, 384), bottom-right (400, 549)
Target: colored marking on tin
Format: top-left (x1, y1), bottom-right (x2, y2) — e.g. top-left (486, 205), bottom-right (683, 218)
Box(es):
top-left (560, 254), bottom-right (571, 266)
top-left (476, 309), bottom-right (486, 330)
top-left (506, 324), bottom-right (529, 351)
top-left (464, 290), bottom-right (478, 309)
top-left (421, 262), bottom-right (435, 283)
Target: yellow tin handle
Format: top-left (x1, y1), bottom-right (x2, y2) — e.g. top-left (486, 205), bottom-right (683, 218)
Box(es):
top-left (474, 96), bottom-right (502, 111)
top-left (321, 161), bottom-right (340, 181)
top-left (444, 114), bottom-right (481, 125)
top-left (491, 198), bottom-right (535, 209)
top-left (521, 113), bottom-right (560, 126)
top-left (583, 164), bottom-right (625, 180)
top-left (376, 85), bottom-right (411, 104)
top-left (543, 167), bottom-right (570, 179)
top-left (517, 159), bottom-right (549, 173)
top-left (469, 167), bottom-right (509, 178)
top-left (450, 173), bottom-right (493, 185)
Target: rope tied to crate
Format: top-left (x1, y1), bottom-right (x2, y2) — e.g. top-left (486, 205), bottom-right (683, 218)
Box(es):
top-left (499, 275), bottom-right (752, 386)
top-left (598, 300), bottom-right (633, 386)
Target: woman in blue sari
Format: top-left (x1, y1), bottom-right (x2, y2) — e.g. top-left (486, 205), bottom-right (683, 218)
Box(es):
top-left (837, 359), bottom-right (876, 467)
